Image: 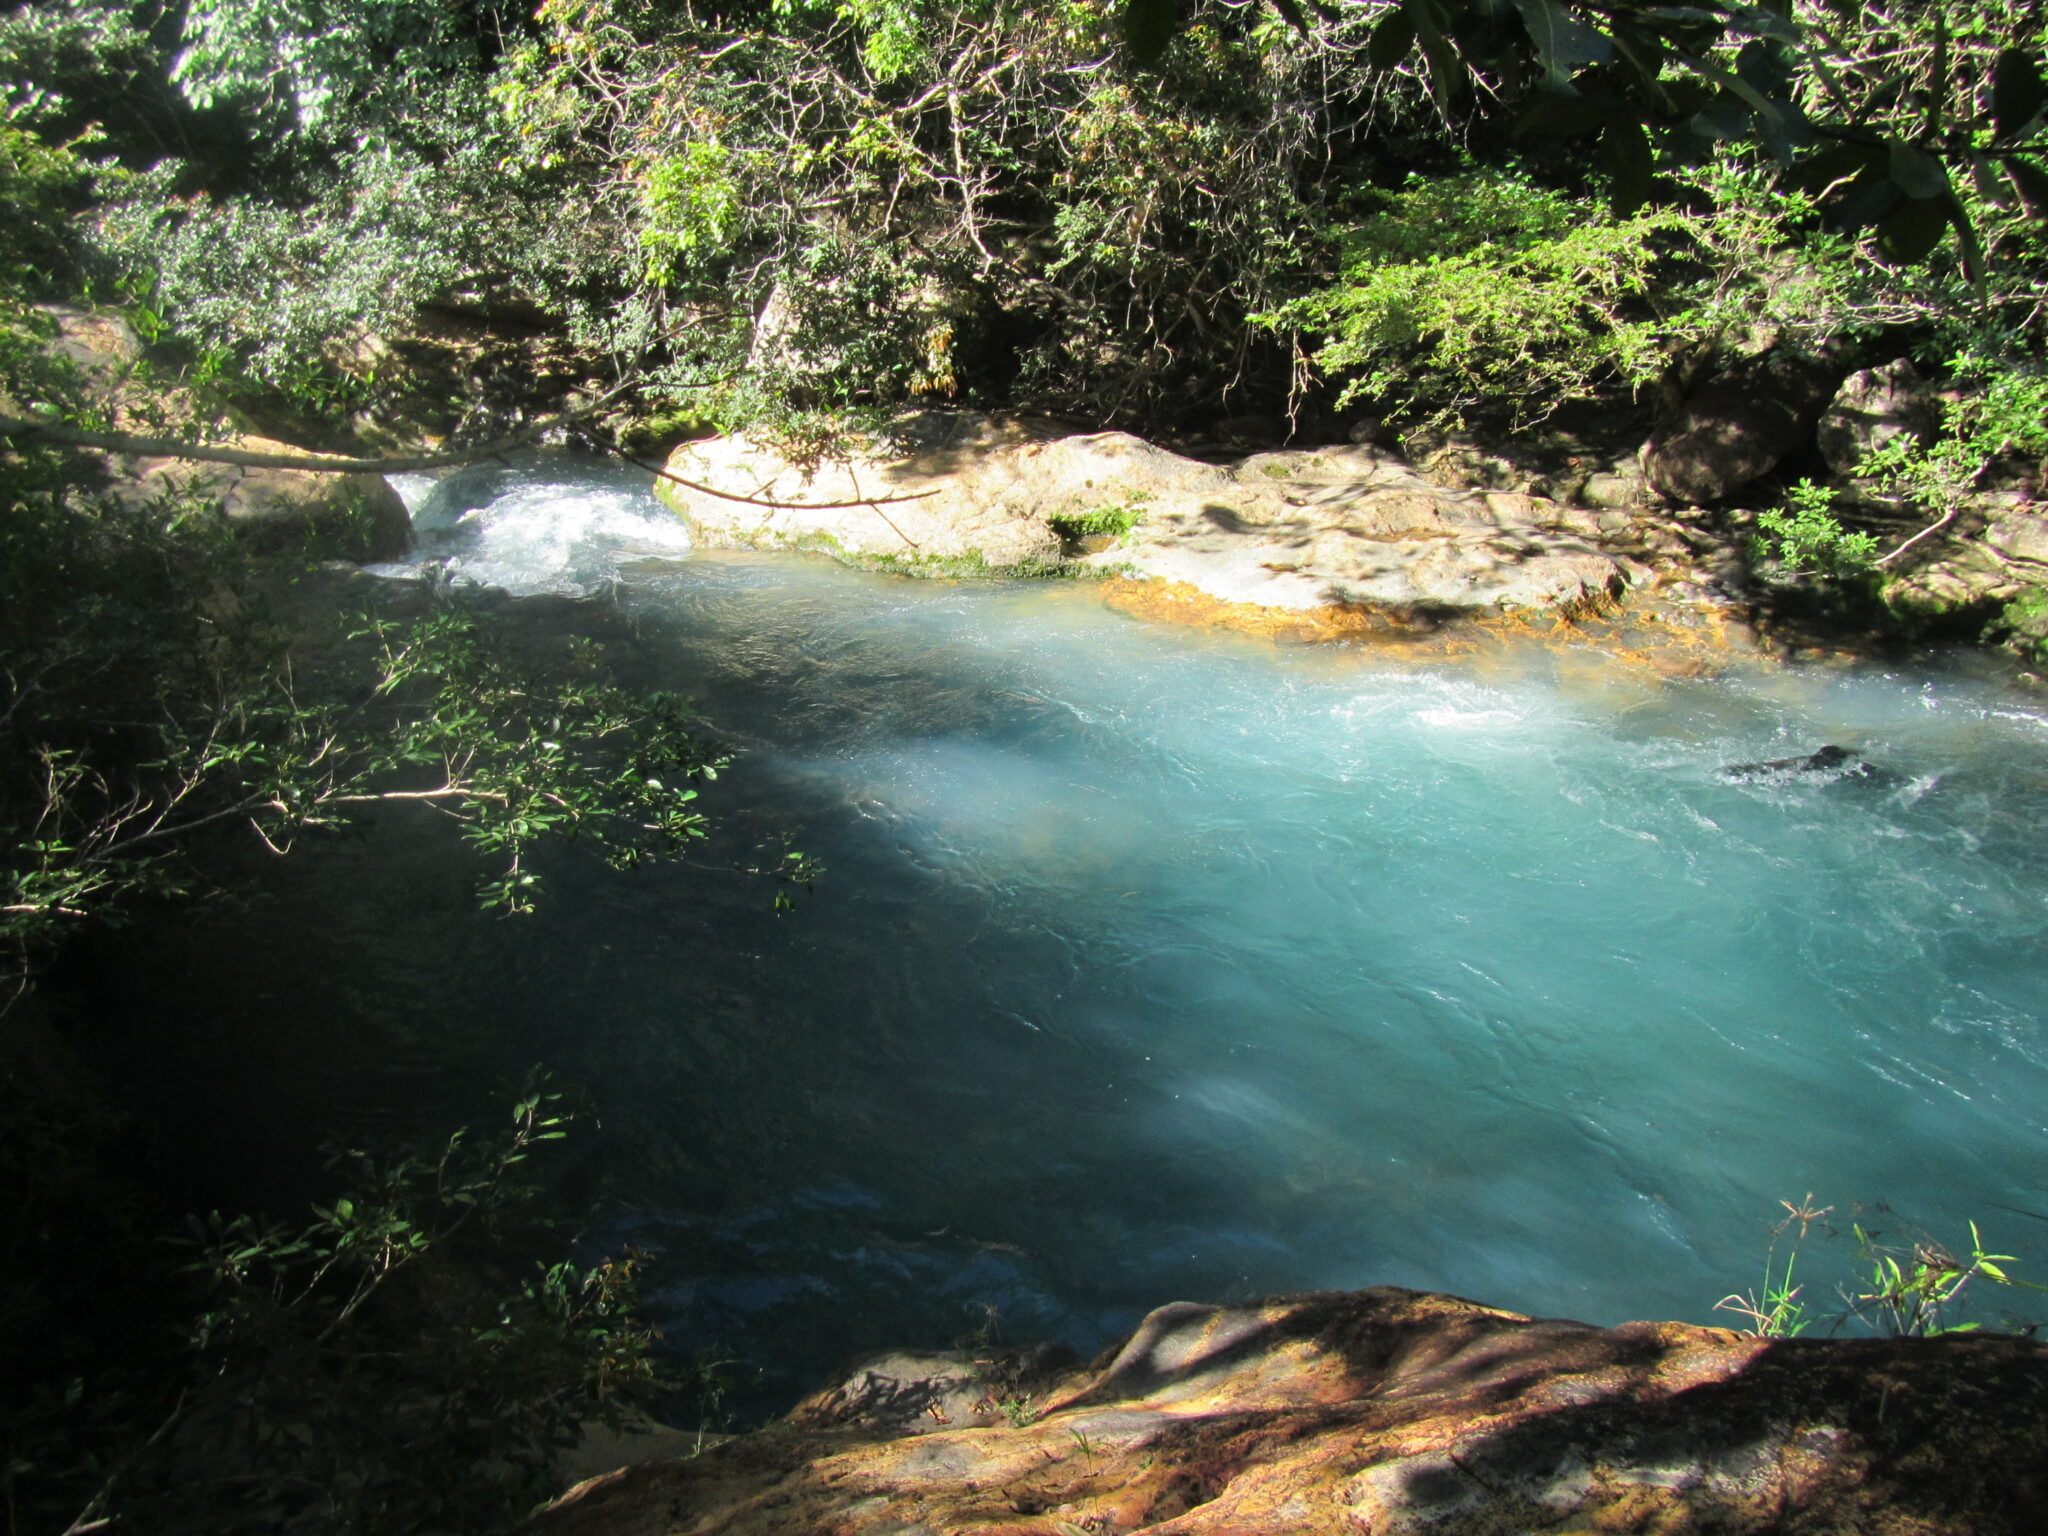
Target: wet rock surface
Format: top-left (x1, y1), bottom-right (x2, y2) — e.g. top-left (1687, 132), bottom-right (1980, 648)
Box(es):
top-left (529, 1288), bottom-right (2048, 1536)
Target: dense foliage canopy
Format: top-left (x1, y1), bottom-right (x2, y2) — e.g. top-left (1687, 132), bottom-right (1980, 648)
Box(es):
top-left (8, 0), bottom-right (2038, 444)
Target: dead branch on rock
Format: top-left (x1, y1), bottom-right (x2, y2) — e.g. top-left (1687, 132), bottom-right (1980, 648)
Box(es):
top-left (1874, 505), bottom-right (1961, 568)
top-left (609, 444), bottom-right (937, 516)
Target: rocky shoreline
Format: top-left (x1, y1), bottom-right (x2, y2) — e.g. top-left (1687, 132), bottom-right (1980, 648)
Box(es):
top-left (650, 409), bottom-right (2048, 675)
top-left (35, 302), bottom-right (2048, 672)
top-left (531, 1287), bottom-right (2048, 1535)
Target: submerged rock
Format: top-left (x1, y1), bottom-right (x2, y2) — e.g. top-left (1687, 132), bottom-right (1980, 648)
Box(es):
top-left (655, 414), bottom-right (1657, 625)
top-left (528, 1287), bottom-right (2048, 1535)
top-left (1721, 744), bottom-right (1887, 783)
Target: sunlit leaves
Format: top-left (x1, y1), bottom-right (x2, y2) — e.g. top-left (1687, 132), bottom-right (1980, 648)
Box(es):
top-left (173, 0), bottom-right (489, 132)
top-left (637, 141), bottom-right (744, 287)
top-left (1261, 172), bottom-right (1689, 428)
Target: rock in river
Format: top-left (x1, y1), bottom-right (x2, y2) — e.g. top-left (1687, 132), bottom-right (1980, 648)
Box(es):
top-left (655, 413), bottom-right (1654, 626)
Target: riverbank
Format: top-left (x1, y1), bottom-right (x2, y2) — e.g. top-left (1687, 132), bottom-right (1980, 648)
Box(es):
top-left (532, 1287), bottom-right (2048, 1535)
top-left (17, 445), bottom-right (2048, 1534)
top-left (647, 409), bottom-right (2048, 678)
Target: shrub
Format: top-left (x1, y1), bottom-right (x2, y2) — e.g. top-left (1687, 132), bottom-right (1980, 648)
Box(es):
top-left (1753, 481), bottom-right (1880, 579)
top-left (1049, 493), bottom-right (1148, 547)
top-left (1262, 171), bottom-right (1689, 429)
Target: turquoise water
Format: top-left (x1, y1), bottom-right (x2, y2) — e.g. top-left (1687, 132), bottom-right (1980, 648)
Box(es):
top-left (137, 458), bottom-right (2048, 1410)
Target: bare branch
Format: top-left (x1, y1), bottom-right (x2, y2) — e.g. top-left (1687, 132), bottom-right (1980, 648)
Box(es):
top-left (607, 444), bottom-right (939, 510)
top-left (0, 382), bottom-right (634, 475)
top-left (1876, 504), bottom-right (1963, 567)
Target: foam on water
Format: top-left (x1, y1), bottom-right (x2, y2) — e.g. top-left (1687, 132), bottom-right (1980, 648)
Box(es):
top-left (151, 460), bottom-right (2048, 1409)
top-left (376, 458), bottom-right (692, 595)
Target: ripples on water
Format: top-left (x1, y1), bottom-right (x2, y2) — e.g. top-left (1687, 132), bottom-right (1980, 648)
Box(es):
top-left (159, 457), bottom-right (2048, 1407)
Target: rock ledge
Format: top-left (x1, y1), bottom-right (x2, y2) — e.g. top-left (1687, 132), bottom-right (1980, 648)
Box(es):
top-left (529, 1287), bottom-right (2048, 1535)
top-left (656, 416), bottom-right (1681, 625)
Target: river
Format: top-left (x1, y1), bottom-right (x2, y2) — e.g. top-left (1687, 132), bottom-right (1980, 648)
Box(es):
top-left (93, 454), bottom-right (2048, 1417)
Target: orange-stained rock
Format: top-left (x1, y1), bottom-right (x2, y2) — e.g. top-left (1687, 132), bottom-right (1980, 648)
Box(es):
top-left (655, 417), bottom-right (1660, 620)
top-left (526, 1288), bottom-right (2048, 1535)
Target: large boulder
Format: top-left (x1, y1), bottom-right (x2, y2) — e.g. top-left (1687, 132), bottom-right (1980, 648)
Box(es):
top-left (115, 438), bottom-right (413, 562)
top-left (527, 1287), bottom-right (2048, 1535)
top-left (656, 414), bottom-right (1651, 623)
top-left (1816, 359), bottom-right (1941, 479)
top-left (1644, 350), bottom-right (1841, 504)
top-left (17, 307), bottom-right (412, 561)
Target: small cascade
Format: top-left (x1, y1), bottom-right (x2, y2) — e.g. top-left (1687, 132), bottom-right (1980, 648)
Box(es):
top-left (375, 454), bottom-right (693, 596)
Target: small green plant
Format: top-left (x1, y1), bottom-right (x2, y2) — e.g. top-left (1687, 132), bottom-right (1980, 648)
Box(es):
top-left (1718, 1198), bottom-right (2041, 1341)
top-left (1000, 1394), bottom-right (1036, 1428)
top-left (1716, 1194), bottom-right (1829, 1338)
top-left (1847, 1220), bottom-right (2023, 1337)
top-left (1753, 482), bottom-right (1879, 579)
top-left (1049, 493), bottom-right (1148, 549)
top-left (772, 847), bottom-right (823, 913)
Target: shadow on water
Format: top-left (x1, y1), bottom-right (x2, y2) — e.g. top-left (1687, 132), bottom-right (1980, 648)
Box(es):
top-left (55, 460), bottom-right (2048, 1420)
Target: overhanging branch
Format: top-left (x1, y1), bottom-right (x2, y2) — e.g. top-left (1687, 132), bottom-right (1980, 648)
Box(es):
top-left (0, 383), bottom-right (634, 474)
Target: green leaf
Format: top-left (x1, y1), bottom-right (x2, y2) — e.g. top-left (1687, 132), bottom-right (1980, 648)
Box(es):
top-left (1944, 193), bottom-right (1988, 299)
top-left (1405, 0), bottom-right (1464, 108)
top-left (1367, 8), bottom-right (1415, 68)
top-left (1682, 54), bottom-right (1788, 129)
top-left (1877, 194), bottom-right (1947, 264)
top-left (1993, 49), bottom-right (2047, 141)
top-left (1509, 0), bottom-right (1611, 90)
top-left (1690, 94), bottom-right (1752, 141)
top-left (1827, 163), bottom-right (1903, 231)
top-left (1888, 141), bottom-right (1950, 200)
top-left (2004, 155), bottom-right (2048, 219)
top-left (1967, 150), bottom-right (2012, 208)
top-left (1607, 23), bottom-right (1671, 106)
top-left (1735, 38), bottom-right (1792, 97)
